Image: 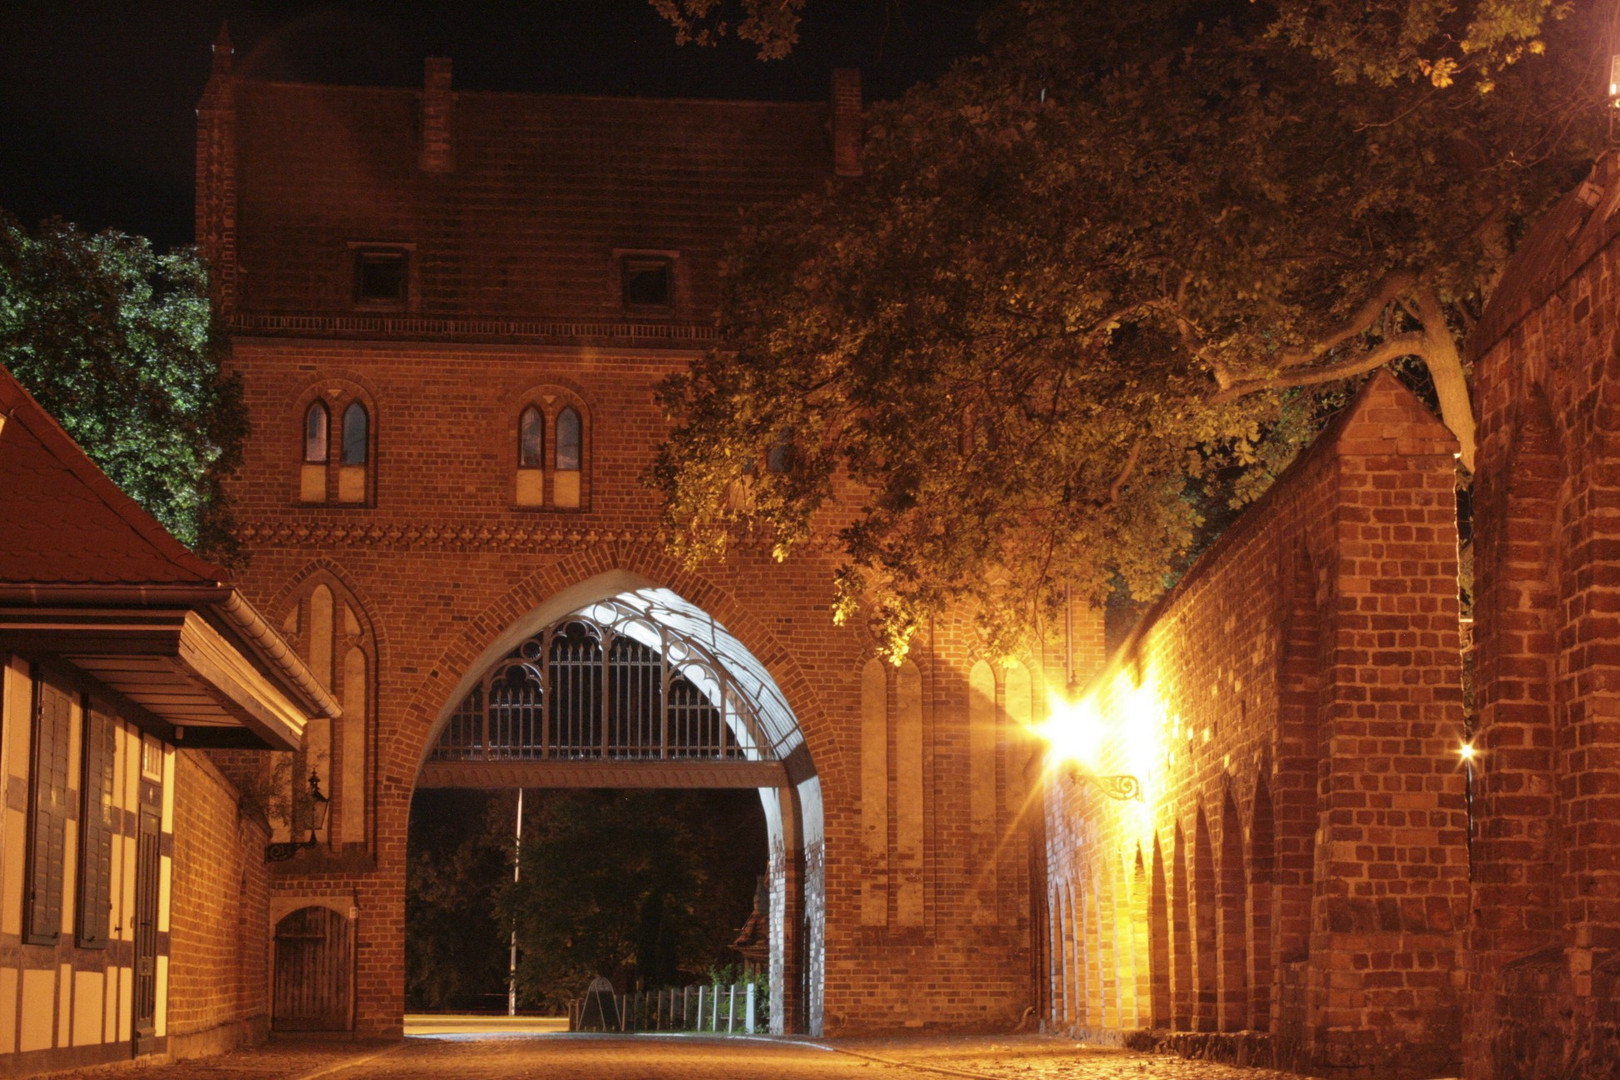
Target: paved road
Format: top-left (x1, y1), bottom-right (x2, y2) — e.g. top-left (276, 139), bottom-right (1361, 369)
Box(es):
top-left (58, 1032), bottom-right (1331, 1080)
top-left (350, 1035), bottom-right (1325, 1080)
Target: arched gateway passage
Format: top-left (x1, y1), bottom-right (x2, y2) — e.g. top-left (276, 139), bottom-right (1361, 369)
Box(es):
top-left (411, 576), bottom-right (824, 1034)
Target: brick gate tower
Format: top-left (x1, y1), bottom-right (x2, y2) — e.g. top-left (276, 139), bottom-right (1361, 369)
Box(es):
top-left (196, 35), bottom-right (1072, 1036)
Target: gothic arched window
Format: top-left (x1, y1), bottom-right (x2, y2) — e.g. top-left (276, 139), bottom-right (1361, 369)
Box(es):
top-left (553, 407), bottom-right (582, 508)
top-left (519, 406), bottom-right (544, 469)
top-left (304, 402), bottom-right (330, 464)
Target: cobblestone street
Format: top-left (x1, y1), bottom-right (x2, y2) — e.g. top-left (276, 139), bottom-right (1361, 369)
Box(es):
top-left (47, 1033), bottom-right (1333, 1080)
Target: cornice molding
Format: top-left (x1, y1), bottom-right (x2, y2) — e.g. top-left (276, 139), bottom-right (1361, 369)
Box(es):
top-left (229, 312), bottom-right (718, 347)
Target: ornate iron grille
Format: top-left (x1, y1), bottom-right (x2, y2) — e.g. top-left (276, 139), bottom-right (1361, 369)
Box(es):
top-left (429, 605), bottom-right (777, 764)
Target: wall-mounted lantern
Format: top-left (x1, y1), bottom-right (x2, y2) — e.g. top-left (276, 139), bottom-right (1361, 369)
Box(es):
top-left (265, 772), bottom-right (330, 862)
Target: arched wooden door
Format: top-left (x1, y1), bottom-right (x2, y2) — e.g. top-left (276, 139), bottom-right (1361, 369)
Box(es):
top-left (273, 906), bottom-right (353, 1031)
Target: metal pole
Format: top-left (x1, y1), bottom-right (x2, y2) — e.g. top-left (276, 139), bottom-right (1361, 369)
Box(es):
top-left (508, 787), bottom-right (523, 1016)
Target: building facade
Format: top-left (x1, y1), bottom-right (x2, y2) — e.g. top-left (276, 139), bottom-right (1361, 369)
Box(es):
top-left (197, 35), bottom-right (1071, 1036)
top-left (0, 367), bottom-right (335, 1076)
top-left (189, 20), bottom-right (1620, 1076)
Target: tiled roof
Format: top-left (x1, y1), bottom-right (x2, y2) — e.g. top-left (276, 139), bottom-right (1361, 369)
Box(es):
top-left (0, 365), bottom-right (228, 588)
top-left (231, 80), bottom-right (836, 321)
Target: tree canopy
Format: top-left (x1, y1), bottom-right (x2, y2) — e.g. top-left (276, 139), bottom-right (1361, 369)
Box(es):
top-left (654, 0), bottom-right (1606, 661)
top-left (0, 213), bottom-right (244, 559)
top-left (649, 0), bottom-right (807, 59)
top-left (408, 789), bottom-right (765, 1011)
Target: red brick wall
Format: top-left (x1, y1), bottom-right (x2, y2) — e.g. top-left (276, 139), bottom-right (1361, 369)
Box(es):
top-left (223, 335), bottom-right (1045, 1035)
top-left (1042, 373), bottom-right (1468, 1079)
top-left (1466, 152), bottom-right (1620, 1080)
top-left (166, 752), bottom-right (271, 1056)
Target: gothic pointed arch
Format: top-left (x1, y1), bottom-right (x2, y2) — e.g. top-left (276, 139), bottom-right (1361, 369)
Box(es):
top-left (1249, 772), bottom-right (1276, 1031)
top-left (1149, 831), bottom-right (1172, 1028)
top-left (1129, 845), bottom-right (1151, 1027)
top-left (1193, 804), bottom-right (1218, 1032)
top-left (270, 565), bottom-right (379, 852)
top-left (400, 560), bottom-right (833, 1035)
top-left (1218, 787), bottom-right (1248, 1031)
top-left (1171, 820), bottom-right (1194, 1029)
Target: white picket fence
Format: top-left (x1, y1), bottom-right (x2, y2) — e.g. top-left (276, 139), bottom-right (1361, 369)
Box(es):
top-left (569, 981), bottom-right (762, 1034)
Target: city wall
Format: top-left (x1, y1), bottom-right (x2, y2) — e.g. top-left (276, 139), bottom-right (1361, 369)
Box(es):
top-left (1465, 150), bottom-right (1620, 1080)
top-left (1042, 373), bottom-right (1469, 1079)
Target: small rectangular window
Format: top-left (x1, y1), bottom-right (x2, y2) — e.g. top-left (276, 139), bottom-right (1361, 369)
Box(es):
top-left (354, 249), bottom-right (408, 306)
top-left (25, 676), bottom-right (73, 946)
top-left (621, 256), bottom-right (672, 308)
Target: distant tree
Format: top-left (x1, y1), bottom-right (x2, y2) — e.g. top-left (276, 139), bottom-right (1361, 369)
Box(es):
top-left (405, 790), bottom-right (514, 1012)
top-left (651, 0), bottom-right (1566, 69)
top-left (648, 0), bottom-right (807, 59)
top-left (0, 213), bottom-right (245, 559)
top-left (653, 0), bottom-right (1605, 660)
top-left (497, 789), bottom-right (764, 1010)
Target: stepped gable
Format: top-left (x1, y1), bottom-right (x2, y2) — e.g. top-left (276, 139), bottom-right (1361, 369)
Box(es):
top-left (0, 365), bottom-right (227, 590)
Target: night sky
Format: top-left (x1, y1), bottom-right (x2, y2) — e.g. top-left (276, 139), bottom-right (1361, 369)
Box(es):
top-left (0, 1), bottom-right (993, 251)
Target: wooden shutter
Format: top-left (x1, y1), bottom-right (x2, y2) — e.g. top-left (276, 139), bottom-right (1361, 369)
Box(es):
top-left (25, 678), bottom-right (73, 945)
top-left (77, 706), bottom-right (116, 947)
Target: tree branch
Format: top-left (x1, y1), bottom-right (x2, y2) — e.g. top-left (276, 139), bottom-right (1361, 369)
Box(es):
top-left (1098, 438), bottom-right (1144, 510)
top-left (1209, 330), bottom-right (1429, 404)
top-left (1415, 284), bottom-right (1477, 472)
top-left (1273, 269), bottom-right (1418, 368)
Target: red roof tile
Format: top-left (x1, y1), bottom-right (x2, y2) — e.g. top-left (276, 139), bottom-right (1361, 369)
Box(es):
top-left (0, 365), bottom-right (229, 588)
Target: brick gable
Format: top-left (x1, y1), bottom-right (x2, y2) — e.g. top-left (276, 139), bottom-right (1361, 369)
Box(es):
top-left (227, 79), bottom-right (834, 323)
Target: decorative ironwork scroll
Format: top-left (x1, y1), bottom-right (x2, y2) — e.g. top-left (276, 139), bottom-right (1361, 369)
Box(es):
top-left (1064, 764), bottom-right (1142, 802)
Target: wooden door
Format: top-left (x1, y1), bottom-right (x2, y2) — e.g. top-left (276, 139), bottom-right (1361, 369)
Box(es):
top-left (131, 802), bottom-right (161, 1054)
top-left (273, 906), bottom-right (353, 1031)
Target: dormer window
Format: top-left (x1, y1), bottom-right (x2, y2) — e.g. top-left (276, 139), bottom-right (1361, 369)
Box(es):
top-left (352, 245), bottom-right (411, 308)
top-left (619, 252), bottom-right (675, 310)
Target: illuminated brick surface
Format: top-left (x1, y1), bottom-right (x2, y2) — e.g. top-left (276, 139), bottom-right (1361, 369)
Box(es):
top-left (194, 49), bottom-right (1047, 1040)
top-left (1465, 154), bottom-right (1620, 1080)
top-left (1041, 374), bottom-right (1468, 1079)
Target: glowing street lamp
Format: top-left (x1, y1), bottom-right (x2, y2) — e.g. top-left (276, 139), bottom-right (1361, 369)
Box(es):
top-left (1038, 691), bottom-right (1143, 802)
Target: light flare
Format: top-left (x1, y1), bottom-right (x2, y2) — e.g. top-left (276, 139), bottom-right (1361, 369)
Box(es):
top-left (1034, 689), bottom-right (1106, 772)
